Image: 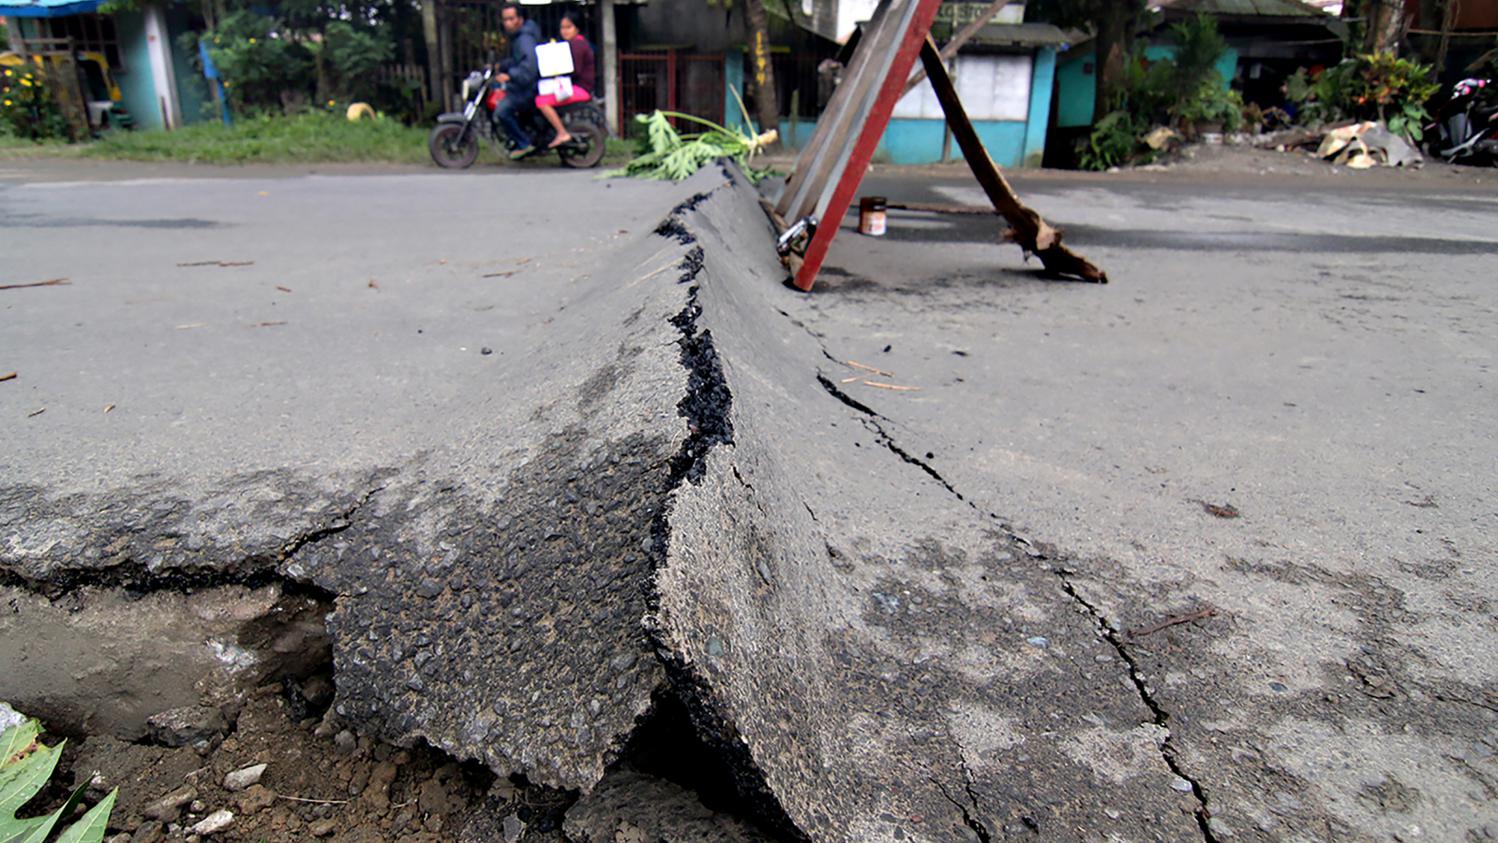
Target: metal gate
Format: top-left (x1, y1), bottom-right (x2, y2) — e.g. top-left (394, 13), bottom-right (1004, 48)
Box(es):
top-left (618, 51), bottom-right (725, 137)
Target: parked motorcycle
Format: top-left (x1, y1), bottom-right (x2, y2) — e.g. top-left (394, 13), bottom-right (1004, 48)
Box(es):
top-left (1424, 77), bottom-right (1498, 166)
top-left (428, 68), bottom-right (608, 169)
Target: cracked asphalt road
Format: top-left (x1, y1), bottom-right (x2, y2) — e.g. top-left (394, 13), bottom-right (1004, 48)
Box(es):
top-left (3, 159), bottom-right (1495, 842)
top-left (786, 168), bottom-right (1498, 841)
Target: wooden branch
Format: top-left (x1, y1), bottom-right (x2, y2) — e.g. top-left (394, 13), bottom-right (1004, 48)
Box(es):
top-left (885, 200), bottom-right (998, 216)
top-left (902, 0), bottom-right (1010, 97)
top-left (919, 37), bottom-right (1107, 283)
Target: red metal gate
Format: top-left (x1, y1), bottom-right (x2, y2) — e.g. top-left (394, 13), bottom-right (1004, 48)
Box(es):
top-left (617, 51), bottom-right (725, 137)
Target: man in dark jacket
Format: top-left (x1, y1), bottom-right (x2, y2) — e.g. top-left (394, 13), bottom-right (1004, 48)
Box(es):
top-left (496, 3), bottom-right (542, 158)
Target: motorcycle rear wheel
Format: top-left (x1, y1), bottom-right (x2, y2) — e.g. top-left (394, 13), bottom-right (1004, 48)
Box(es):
top-left (558, 121), bottom-right (607, 169)
top-left (429, 123), bottom-right (481, 169)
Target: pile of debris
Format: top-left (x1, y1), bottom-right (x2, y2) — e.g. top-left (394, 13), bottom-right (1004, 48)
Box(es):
top-left (1255, 120), bottom-right (1424, 168)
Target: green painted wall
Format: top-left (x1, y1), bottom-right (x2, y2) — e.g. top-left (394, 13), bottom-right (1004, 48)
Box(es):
top-left (1054, 44), bottom-right (1239, 128)
top-left (166, 5), bottom-right (208, 123)
top-left (1023, 47), bottom-right (1056, 167)
top-left (112, 9), bottom-right (162, 130)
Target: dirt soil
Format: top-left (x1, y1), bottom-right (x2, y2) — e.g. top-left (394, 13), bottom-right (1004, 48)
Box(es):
top-left (60, 681), bottom-right (569, 843)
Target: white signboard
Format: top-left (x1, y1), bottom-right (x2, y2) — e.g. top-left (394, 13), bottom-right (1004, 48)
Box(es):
top-left (893, 54), bottom-right (1032, 122)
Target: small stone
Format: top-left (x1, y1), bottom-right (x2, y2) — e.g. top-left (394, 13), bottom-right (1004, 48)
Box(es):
top-left (223, 763), bottom-right (267, 792)
top-left (1104, 808), bottom-right (1121, 820)
top-left (131, 823), bottom-right (165, 843)
top-left (0, 702), bottom-right (25, 733)
top-left (481, 347), bottom-right (493, 356)
top-left (146, 706), bottom-right (226, 747)
top-left (106, 834), bottom-right (132, 843)
top-left (501, 813), bottom-right (526, 843)
top-left (300, 675), bottom-right (335, 708)
top-left (237, 785), bottom-right (275, 814)
top-left (1171, 777), bottom-right (1194, 793)
top-left (309, 819), bottom-right (337, 837)
top-left (334, 729), bottom-right (356, 755)
top-left (190, 800), bottom-right (206, 813)
top-left (1269, 681), bottom-right (1288, 693)
top-left (144, 786), bottom-right (198, 821)
top-left (189, 810), bottom-right (234, 836)
top-left (1027, 636), bottom-right (1049, 647)
top-left (1208, 818), bottom-right (1235, 837)
top-left (416, 577), bottom-right (444, 599)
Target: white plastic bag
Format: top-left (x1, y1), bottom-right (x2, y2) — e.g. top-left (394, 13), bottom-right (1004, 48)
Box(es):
top-left (538, 76), bottom-right (574, 100)
top-left (536, 40), bottom-right (574, 78)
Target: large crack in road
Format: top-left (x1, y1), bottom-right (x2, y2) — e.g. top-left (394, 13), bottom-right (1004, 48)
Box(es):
top-left (4, 166), bottom-right (1215, 841)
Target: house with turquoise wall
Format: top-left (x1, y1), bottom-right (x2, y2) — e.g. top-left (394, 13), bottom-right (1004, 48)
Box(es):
top-left (3, 0), bottom-right (208, 130)
top-left (1052, 0), bottom-right (1337, 133)
top-left (764, 21), bottom-right (1069, 167)
top-left (1053, 43), bottom-right (1238, 131)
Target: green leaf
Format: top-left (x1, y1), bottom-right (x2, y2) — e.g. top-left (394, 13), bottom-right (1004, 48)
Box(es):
top-left (55, 790), bottom-right (115, 843)
top-left (0, 741), bottom-right (62, 824)
top-left (0, 724), bottom-right (39, 769)
top-left (12, 806), bottom-right (63, 843)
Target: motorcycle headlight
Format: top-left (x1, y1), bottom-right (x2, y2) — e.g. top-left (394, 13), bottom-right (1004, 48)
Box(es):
top-left (463, 71), bottom-right (484, 100)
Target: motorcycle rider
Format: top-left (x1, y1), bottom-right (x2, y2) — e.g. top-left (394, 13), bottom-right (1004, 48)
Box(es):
top-left (496, 3), bottom-right (543, 159)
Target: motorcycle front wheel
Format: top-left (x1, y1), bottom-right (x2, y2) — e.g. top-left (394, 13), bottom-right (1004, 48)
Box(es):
top-left (429, 123), bottom-right (481, 169)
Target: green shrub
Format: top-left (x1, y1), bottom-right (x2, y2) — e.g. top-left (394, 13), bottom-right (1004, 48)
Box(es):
top-left (1176, 78), bottom-right (1244, 133)
top-left (202, 11), bottom-right (315, 112)
top-left (1080, 109), bottom-right (1145, 171)
top-left (197, 11), bottom-right (400, 117)
top-left (1, 63), bottom-right (70, 141)
top-left (1291, 52), bottom-right (1439, 140)
top-left (0, 718), bottom-right (117, 842)
top-left (1168, 14), bottom-right (1229, 106)
top-left (315, 21), bottom-right (395, 104)
top-left (1081, 15), bottom-right (1247, 166)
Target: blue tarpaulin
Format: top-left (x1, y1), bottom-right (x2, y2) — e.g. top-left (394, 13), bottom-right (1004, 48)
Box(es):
top-left (0, 0), bottom-right (102, 17)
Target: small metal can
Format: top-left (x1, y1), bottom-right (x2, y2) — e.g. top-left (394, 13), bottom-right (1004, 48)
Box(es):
top-left (858, 196), bottom-right (887, 236)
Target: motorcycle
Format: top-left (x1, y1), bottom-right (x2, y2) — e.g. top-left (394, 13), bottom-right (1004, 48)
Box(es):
top-left (428, 68), bottom-right (608, 169)
top-left (1424, 77), bottom-right (1498, 166)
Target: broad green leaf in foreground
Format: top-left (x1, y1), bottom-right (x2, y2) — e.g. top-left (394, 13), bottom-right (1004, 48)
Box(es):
top-left (54, 790), bottom-right (116, 843)
top-left (0, 722), bottom-right (117, 843)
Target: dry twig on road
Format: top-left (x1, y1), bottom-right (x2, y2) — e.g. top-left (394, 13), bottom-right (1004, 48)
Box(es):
top-left (1127, 607), bottom-right (1219, 640)
top-left (0, 278), bottom-right (70, 291)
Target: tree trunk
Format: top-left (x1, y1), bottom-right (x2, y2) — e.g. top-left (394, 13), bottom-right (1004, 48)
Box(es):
top-left (1364, 0), bottom-right (1405, 55)
top-left (1093, 2), bottom-right (1131, 121)
top-left (743, 0), bottom-right (780, 144)
top-left (421, 0), bottom-right (442, 106)
top-left (314, 41), bottom-right (330, 103)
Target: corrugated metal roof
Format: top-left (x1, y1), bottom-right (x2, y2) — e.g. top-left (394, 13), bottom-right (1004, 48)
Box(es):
top-left (969, 22), bottom-right (1071, 48)
top-left (1154, 0), bottom-right (1329, 18)
top-left (0, 0), bottom-right (101, 17)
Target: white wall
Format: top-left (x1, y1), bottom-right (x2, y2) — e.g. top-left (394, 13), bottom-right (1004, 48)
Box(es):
top-left (893, 53), bottom-right (1032, 122)
top-left (834, 0), bottom-right (880, 44)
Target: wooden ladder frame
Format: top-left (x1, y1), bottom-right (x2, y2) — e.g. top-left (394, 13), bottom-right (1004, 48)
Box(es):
top-left (772, 4), bottom-right (1107, 290)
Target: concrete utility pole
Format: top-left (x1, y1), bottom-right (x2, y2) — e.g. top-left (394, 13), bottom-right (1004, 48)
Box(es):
top-left (143, 3), bottom-right (182, 130)
top-left (602, 0), bottom-right (619, 134)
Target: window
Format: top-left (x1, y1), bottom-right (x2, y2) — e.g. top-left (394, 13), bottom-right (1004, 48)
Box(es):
top-left (39, 14), bottom-right (123, 71)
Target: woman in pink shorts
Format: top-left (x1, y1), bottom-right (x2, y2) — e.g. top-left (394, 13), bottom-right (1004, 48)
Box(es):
top-left (535, 12), bottom-right (596, 149)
